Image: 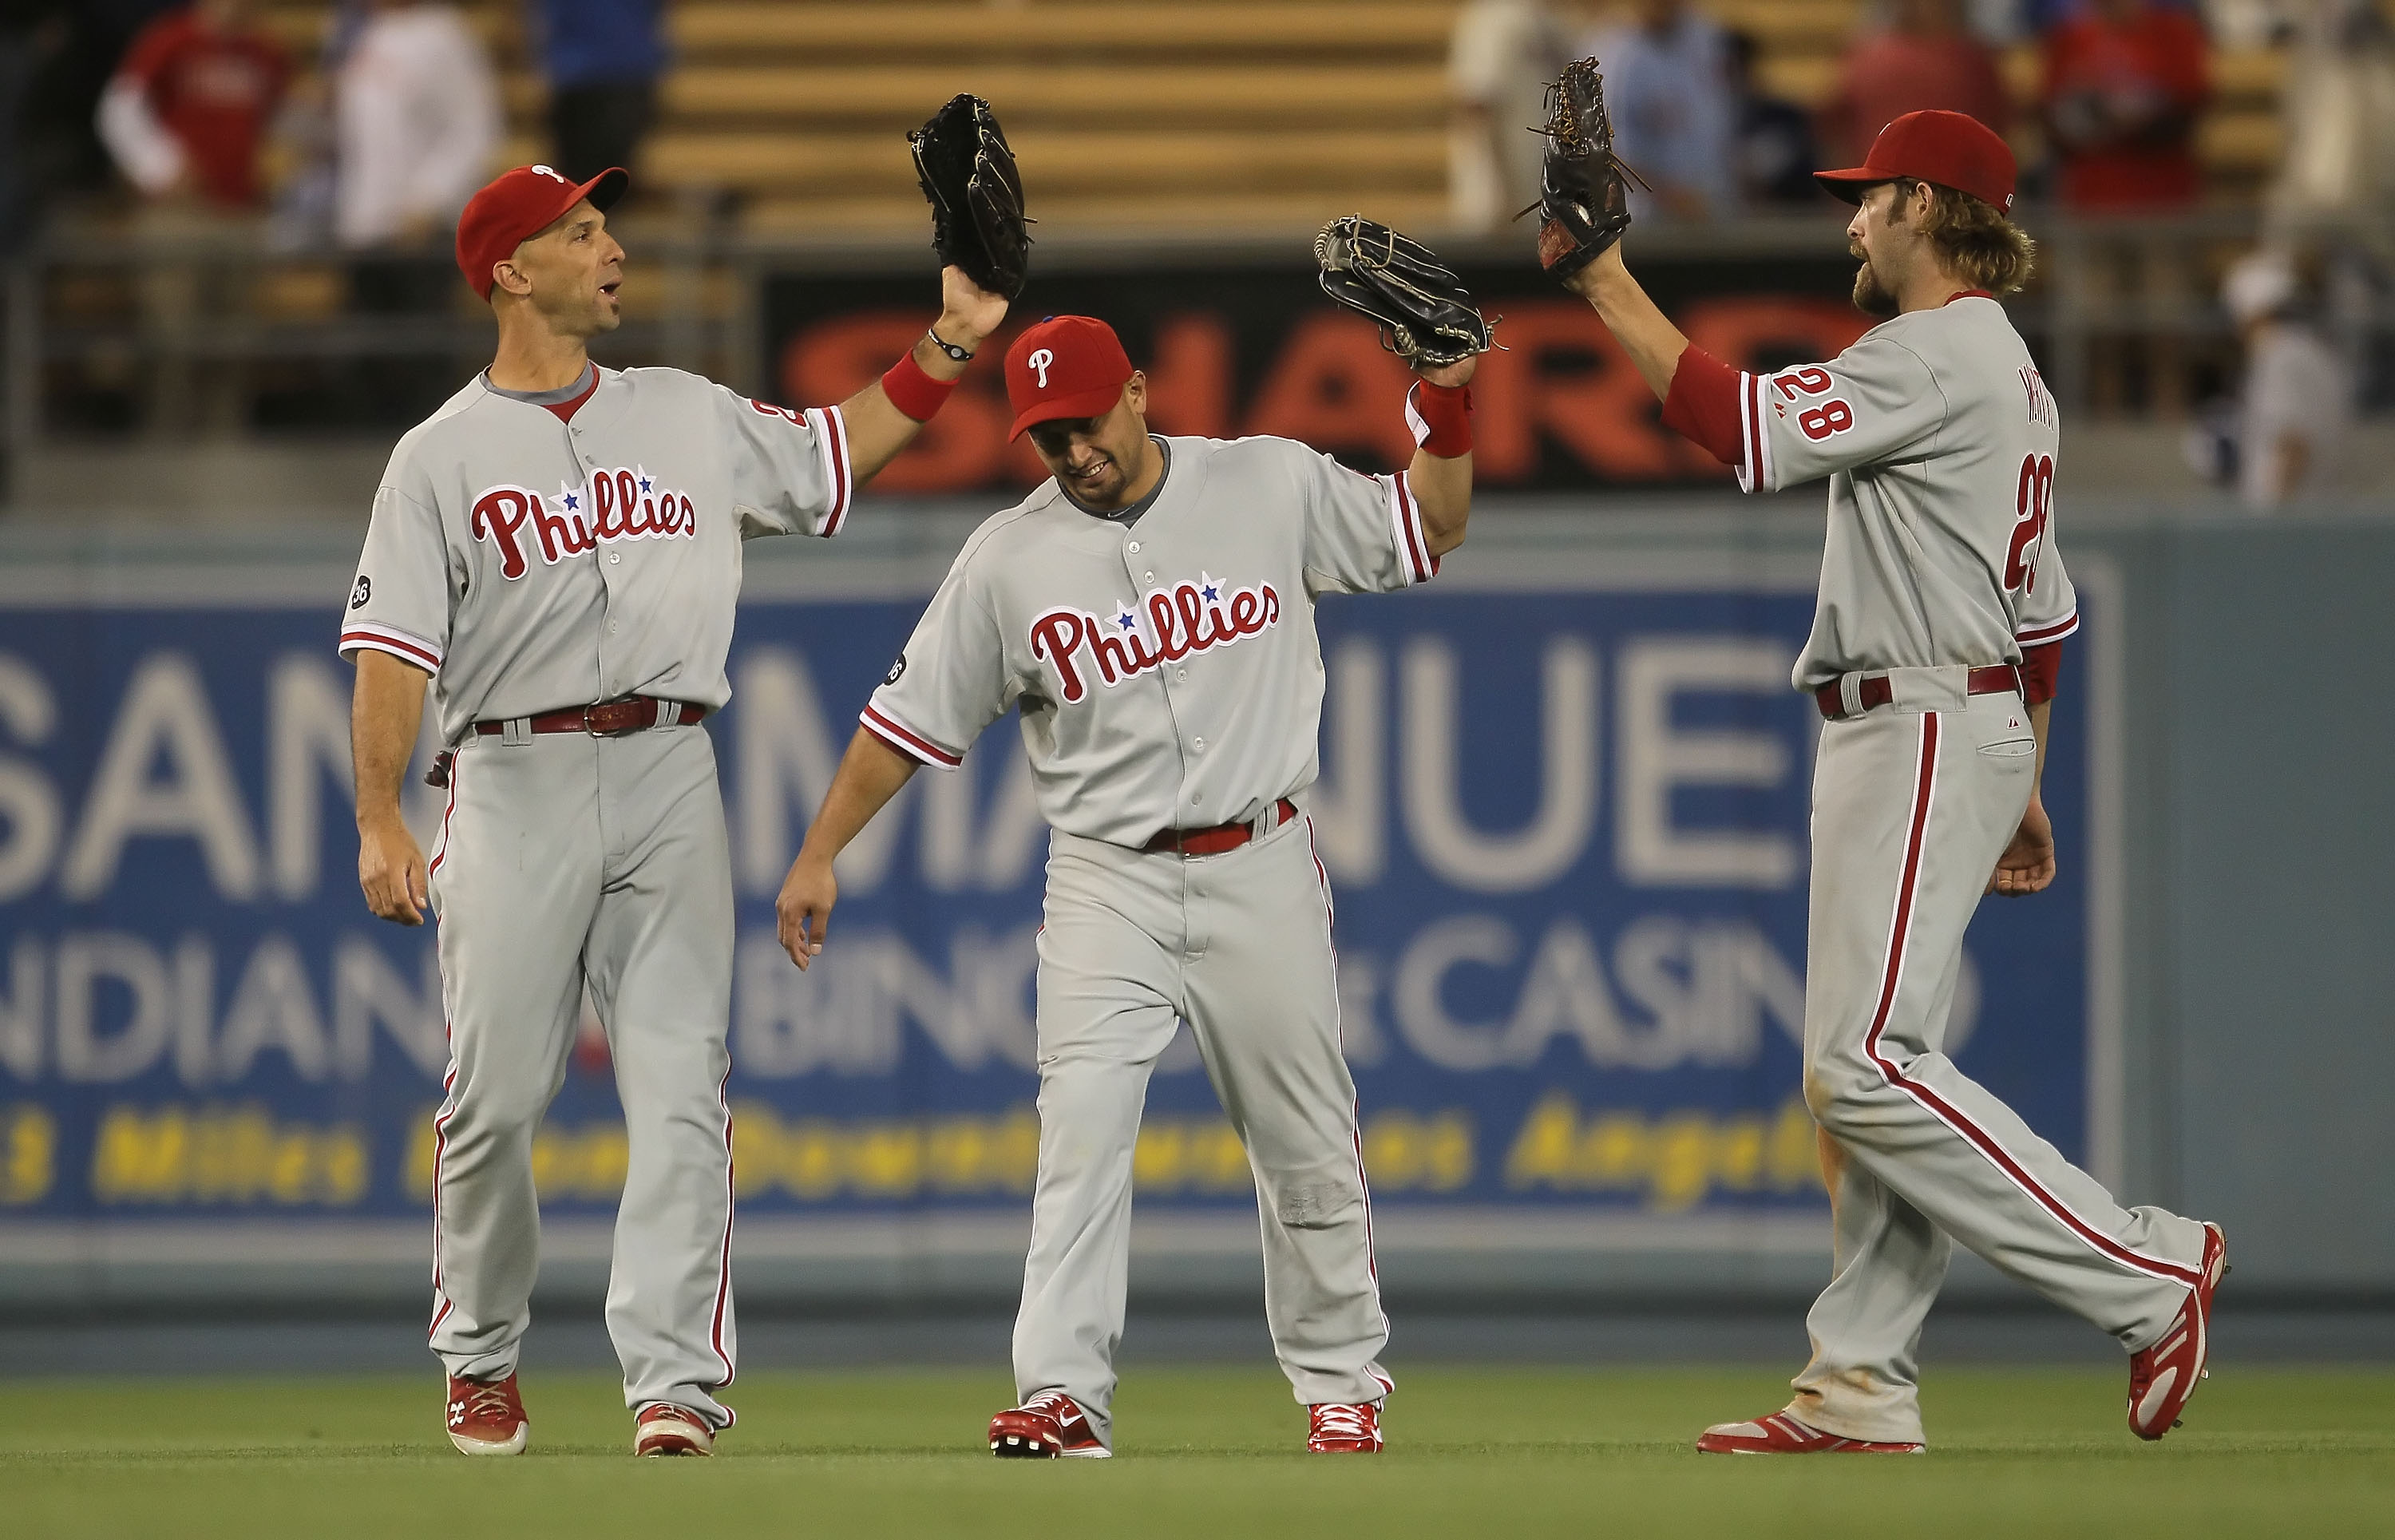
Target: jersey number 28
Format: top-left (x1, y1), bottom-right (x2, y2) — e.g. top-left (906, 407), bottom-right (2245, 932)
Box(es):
top-left (1774, 367), bottom-right (1853, 441)
top-left (2005, 453), bottom-right (2055, 592)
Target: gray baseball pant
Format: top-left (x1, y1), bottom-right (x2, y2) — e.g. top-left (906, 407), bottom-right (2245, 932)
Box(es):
top-left (1789, 688), bottom-right (2208, 1444)
top-left (1013, 811), bottom-right (1392, 1447)
top-left (424, 722), bottom-right (739, 1428)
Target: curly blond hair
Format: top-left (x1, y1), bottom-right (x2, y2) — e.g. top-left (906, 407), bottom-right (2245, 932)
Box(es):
top-left (1893, 176), bottom-right (2036, 297)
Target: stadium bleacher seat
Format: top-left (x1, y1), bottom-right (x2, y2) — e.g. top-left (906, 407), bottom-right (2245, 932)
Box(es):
top-left (250, 0), bottom-right (2290, 236)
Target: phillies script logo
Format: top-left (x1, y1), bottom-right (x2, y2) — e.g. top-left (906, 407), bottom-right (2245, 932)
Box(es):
top-left (469, 468), bottom-right (697, 580)
top-left (1029, 574), bottom-right (1281, 703)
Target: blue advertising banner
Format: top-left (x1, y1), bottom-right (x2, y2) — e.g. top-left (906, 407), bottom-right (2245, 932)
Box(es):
top-left (0, 533), bottom-right (2101, 1254)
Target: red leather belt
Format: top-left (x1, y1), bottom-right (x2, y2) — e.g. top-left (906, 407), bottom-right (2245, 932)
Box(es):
top-left (473, 696), bottom-right (708, 737)
top-left (1144, 798), bottom-right (1299, 857)
top-left (1815, 664), bottom-right (2022, 722)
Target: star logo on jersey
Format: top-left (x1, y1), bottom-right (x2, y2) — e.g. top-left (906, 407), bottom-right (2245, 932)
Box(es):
top-left (1029, 573), bottom-right (1281, 703)
top-left (350, 576), bottom-right (371, 609)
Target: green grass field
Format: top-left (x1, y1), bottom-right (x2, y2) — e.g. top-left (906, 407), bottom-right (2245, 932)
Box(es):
top-left (6, 1366), bottom-right (2392, 1539)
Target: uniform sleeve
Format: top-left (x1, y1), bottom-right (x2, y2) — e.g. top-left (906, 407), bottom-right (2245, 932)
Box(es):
top-left (338, 484), bottom-right (453, 674)
top-left (715, 385), bottom-right (853, 540)
top-left (1735, 336), bottom-right (1950, 494)
top-left (1293, 442), bottom-right (1436, 596)
top-left (857, 551), bottom-right (1011, 770)
top-left (2014, 521), bottom-right (2078, 650)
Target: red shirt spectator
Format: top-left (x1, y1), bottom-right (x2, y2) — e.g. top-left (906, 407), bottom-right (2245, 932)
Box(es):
top-left (1819, 0), bottom-right (2013, 168)
top-left (2041, 0), bottom-right (2211, 209)
top-left (102, 1), bottom-right (291, 208)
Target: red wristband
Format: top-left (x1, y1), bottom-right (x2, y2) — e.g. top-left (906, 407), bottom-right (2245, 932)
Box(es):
top-left (1405, 380), bottom-right (1474, 458)
top-left (881, 350), bottom-right (958, 423)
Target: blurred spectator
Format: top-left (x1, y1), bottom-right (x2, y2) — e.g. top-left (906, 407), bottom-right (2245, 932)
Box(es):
top-left (1582, 0), bottom-right (1738, 220)
top-left (95, 0), bottom-right (290, 210)
top-left (1449, 0), bottom-right (1569, 231)
top-left (2040, 0), bottom-right (2211, 209)
top-left (2267, 0), bottom-right (2395, 237)
top-left (1724, 29), bottom-right (1820, 208)
top-left (335, 0), bottom-right (498, 250)
top-left (528, 0), bottom-right (665, 183)
top-left (2218, 250), bottom-right (2351, 509)
top-left (1819, 0), bottom-right (2013, 168)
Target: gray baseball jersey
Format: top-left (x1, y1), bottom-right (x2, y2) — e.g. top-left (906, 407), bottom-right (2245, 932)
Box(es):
top-left (340, 362), bottom-right (851, 1435)
top-left (855, 433), bottom-right (1431, 1442)
top-left (1732, 295), bottom-right (2077, 689)
top-left (857, 433), bottom-right (1433, 841)
top-left (1708, 295), bottom-right (2208, 1449)
top-left (340, 365), bottom-right (851, 737)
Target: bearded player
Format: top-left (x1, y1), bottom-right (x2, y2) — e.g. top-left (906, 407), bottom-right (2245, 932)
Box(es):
top-left (773, 224), bottom-right (1490, 1456)
top-left (1534, 87), bottom-right (2227, 1452)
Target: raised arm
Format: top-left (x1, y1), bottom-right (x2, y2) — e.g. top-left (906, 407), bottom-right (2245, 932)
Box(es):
top-left (1406, 354), bottom-right (1479, 557)
top-left (1553, 240), bottom-right (1692, 402)
top-left (774, 729), bottom-right (920, 968)
top-left (837, 265), bottom-right (1011, 485)
top-left (353, 651), bottom-right (431, 925)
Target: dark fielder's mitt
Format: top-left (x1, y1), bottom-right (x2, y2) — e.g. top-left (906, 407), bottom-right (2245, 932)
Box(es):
top-left (1531, 57), bottom-right (1647, 279)
top-left (909, 93), bottom-right (1031, 299)
top-left (1315, 216), bottom-right (1494, 369)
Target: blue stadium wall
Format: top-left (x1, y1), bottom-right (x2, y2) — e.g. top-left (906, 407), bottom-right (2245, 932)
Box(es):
top-left (0, 500), bottom-right (2385, 1311)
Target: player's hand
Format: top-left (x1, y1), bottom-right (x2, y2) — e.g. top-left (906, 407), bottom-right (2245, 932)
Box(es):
top-left (937, 264), bottom-right (1009, 350)
top-left (1542, 228), bottom-right (1621, 298)
top-left (775, 853), bottom-right (838, 969)
top-left (1987, 794), bottom-right (2056, 897)
top-left (358, 815), bottom-right (429, 925)
top-left (1415, 354), bottom-right (1479, 389)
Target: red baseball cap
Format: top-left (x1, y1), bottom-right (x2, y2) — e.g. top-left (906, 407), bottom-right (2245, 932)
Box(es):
top-left (1006, 316), bottom-right (1134, 440)
top-left (455, 164), bottom-right (629, 301)
top-left (1815, 110), bottom-right (2017, 213)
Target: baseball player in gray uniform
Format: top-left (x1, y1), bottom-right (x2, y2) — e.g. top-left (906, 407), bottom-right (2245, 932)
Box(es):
top-left (771, 313), bottom-right (1479, 1456)
top-left (1546, 111), bottom-right (2227, 1451)
top-left (345, 163), bottom-right (1008, 1457)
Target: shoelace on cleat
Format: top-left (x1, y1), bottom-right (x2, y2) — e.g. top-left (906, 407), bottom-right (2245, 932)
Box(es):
top-left (453, 1384), bottom-right (518, 1424)
top-left (1311, 1403), bottom-right (1374, 1440)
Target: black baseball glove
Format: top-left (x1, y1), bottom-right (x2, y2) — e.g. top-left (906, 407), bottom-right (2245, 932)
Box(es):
top-left (1530, 57), bottom-right (1647, 279)
top-left (909, 93), bottom-right (1031, 299)
top-left (1314, 216), bottom-right (1494, 369)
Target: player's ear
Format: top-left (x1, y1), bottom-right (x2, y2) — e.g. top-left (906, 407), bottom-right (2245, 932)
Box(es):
top-left (490, 258), bottom-right (533, 300)
top-left (1123, 370), bottom-right (1147, 417)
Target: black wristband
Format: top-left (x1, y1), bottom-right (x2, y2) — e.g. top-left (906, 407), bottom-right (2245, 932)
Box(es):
top-left (927, 327), bottom-right (975, 363)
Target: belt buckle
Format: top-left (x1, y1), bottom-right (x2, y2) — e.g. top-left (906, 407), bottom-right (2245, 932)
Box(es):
top-left (583, 701), bottom-right (639, 737)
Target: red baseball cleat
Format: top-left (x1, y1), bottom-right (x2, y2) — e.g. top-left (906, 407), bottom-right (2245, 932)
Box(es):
top-left (988, 1389), bottom-right (1110, 1459)
top-left (634, 1401), bottom-right (715, 1457)
top-left (445, 1372), bottom-right (528, 1456)
top-left (1307, 1401), bottom-right (1383, 1453)
top-left (2128, 1220), bottom-right (2229, 1441)
top-left (1696, 1411), bottom-right (1924, 1455)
